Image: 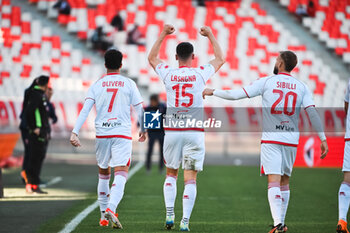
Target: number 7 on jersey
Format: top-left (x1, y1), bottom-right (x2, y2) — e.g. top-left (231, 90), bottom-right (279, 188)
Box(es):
top-left (107, 88), bottom-right (118, 112)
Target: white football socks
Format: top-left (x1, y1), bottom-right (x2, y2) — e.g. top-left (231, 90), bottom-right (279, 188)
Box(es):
top-left (339, 182), bottom-right (350, 221)
top-left (163, 175), bottom-right (177, 217)
top-left (98, 174), bottom-right (110, 219)
top-left (182, 180), bottom-right (197, 224)
top-left (280, 185), bottom-right (290, 225)
top-left (268, 182), bottom-right (282, 226)
top-left (107, 171), bottom-right (128, 213)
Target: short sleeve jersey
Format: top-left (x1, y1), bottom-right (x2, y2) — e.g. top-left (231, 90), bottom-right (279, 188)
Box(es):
top-left (155, 63), bottom-right (215, 130)
top-left (243, 73), bottom-right (315, 145)
top-left (155, 63), bottom-right (215, 108)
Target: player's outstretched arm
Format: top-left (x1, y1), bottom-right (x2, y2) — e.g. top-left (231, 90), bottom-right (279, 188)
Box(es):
top-left (202, 88), bottom-right (247, 100)
top-left (70, 98), bottom-right (94, 147)
top-left (305, 107), bottom-right (328, 159)
top-left (148, 24), bottom-right (175, 70)
top-left (200, 26), bottom-right (225, 72)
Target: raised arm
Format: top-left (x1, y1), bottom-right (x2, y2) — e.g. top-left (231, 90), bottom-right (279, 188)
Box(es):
top-left (199, 26), bottom-right (225, 72)
top-left (148, 24), bottom-right (175, 70)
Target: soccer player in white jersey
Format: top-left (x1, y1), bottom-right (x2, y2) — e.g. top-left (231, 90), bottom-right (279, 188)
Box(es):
top-left (148, 25), bottom-right (225, 231)
top-left (70, 49), bottom-right (146, 229)
top-left (337, 79), bottom-right (350, 233)
top-left (203, 51), bottom-right (328, 233)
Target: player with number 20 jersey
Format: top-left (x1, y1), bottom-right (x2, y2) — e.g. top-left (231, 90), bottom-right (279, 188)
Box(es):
top-left (203, 51), bottom-right (328, 233)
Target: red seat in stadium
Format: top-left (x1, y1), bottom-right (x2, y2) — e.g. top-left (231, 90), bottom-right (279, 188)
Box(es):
top-left (58, 14), bottom-right (69, 25)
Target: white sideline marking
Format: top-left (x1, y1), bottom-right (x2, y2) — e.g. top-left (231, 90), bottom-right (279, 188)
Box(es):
top-left (58, 201), bottom-right (99, 233)
top-left (57, 161), bottom-right (144, 233)
top-left (40, 176), bottom-right (62, 188)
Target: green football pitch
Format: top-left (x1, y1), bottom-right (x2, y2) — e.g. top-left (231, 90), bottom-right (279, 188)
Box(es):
top-left (1, 163), bottom-right (344, 233)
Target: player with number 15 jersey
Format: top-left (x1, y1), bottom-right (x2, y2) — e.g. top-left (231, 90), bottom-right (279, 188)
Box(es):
top-left (148, 25), bottom-right (225, 231)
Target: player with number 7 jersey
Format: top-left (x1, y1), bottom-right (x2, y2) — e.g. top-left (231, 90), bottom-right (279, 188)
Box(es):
top-left (148, 25), bottom-right (225, 231)
top-left (70, 49), bottom-right (146, 229)
top-left (202, 51), bottom-right (329, 233)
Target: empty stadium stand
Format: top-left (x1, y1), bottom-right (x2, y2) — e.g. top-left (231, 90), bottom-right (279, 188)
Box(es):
top-left (279, 0), bottom-right (350, 64)
top-left (0, 0), bottom-right (347, 135)
top-left (25, 0), bottom-right (346, 107)
top-left (0, 0), bottom-right (103, 101)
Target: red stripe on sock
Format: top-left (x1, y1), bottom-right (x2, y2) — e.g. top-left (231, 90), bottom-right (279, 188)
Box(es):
top-left (342, 182), bottom-right (350, 187)
top-left (166, 175), bottom-right (177, 180)
top-left (280, 184), bottom-right (289, 191)
top-left (185, 179), bottom-right (196, 185)
top-left (268, 182), bottom-right (280, 189)
top-left (115, 171), bottom-right (128, 179)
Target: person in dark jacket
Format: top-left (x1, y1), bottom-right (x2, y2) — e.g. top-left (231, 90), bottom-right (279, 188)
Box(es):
top-left (144, 94), bottom-right (166, 173)
top-left (46, 87), bottom-right (58, 131)
top-left (91, 26), bottom-right (113, 51)
top-left (20, 80), bottom-right (58, 186)
top-left (110, 12), bottom-right (124, 31)
top-left (25, 75), bottom-right (50, 194)
top-left (307, 0), bottom-right (316, 18)
top-left (127, 24), bottom-right (145, 46)
top-left (53, 0), bottom-right (71, 15)
top-left (19, 78), bottom-right (38, 184)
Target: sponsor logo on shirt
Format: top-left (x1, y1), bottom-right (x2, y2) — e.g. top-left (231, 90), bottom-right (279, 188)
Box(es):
top-left (275, 124), bottom-right (295, 132)
top-left (102, 121), bottom-right (121, 127)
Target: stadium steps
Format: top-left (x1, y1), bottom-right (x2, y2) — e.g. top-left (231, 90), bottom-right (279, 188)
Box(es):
top-left (258, 0), bottom-right (350, 81)
top-left (11, 0), bottom-right (103, 65)
top-left (11, 0), bottom-right (149, 97)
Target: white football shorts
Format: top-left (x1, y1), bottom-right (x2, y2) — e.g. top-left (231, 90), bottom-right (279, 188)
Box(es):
top-left (342, 141), bottom-right (350, 172)
top-left (95, 137), bottom-right (132, 169)
top-left (260, 143), bottom-right (297, 177)
top-left (163, 131), bottom-right (205, 171)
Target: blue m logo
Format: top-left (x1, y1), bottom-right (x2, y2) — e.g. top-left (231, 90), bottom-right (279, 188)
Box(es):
top-left (144, 110), bottom-right (162, 129)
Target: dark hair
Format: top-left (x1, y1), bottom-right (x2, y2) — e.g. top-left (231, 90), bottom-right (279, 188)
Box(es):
top-left (104, 49), bottom-right (123, 70)
top-left (150, 94), bottom-right (159, 102)
top-left (37, 75), bottom-right (49, 86)
top-left (280, 51), bottom-right (298, 72)
top-left (176, 42), bottom-right (194, 60)
top-left (28, 78), bottom-right (38, 89)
